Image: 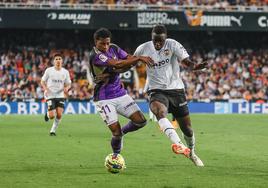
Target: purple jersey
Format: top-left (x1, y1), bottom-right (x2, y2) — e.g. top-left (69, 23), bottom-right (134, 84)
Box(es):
top-left (90, 44), bottom-right (128, 101)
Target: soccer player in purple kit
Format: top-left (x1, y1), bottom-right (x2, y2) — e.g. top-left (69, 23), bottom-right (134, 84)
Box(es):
top-left (88, 28), bottom-right (154, 158)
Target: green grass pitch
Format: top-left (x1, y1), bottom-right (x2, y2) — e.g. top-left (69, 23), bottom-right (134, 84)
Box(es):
top-left (0, 114), bottom-right (267, 188)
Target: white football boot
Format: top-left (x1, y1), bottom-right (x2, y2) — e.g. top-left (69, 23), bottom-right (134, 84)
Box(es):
top-left (190, 151), bottom-right (204, 167)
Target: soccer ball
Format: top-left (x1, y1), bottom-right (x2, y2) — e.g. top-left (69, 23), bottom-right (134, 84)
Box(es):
top-left (104, 153), bottom-right (126, 173)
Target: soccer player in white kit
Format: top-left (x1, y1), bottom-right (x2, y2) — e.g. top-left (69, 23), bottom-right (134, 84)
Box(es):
top-left (41, 53), bottom-right (71, 136)
top-left (134, 25), bottom-right (207, 166)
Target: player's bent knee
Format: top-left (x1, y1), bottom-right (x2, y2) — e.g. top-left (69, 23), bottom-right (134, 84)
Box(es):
top-left (112, 134), bottom-right (122, 139)
top-left (56, 114), bottom-right (62, 119)
top-left (110, 128), bottom-right (123, 137)
top-left (156, 110), bottom-right (167, 119)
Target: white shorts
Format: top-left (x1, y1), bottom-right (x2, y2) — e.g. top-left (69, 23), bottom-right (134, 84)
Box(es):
top-left (95, 94), bottom-right (141, 126)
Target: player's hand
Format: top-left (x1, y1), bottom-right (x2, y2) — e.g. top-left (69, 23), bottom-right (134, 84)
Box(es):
top-left (139, 56), bottom-right (154, 67)
top-left (64, 88), bottom-right (69, 96)
top-left (193, 61), bottom-right (208, 71)
top-left (44, 89), bottom-right (49, 98)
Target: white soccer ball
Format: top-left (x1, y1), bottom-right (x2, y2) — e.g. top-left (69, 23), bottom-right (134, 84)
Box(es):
top-left (104, 153), bottom-right (126, 173)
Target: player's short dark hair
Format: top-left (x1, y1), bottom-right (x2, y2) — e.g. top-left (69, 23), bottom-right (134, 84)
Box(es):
top-left (53, 53), bottom-right (62, 59)
top-left (94, 28), bottom-right (112, 41)
top-left (152, 24), bottom-right (167, 35)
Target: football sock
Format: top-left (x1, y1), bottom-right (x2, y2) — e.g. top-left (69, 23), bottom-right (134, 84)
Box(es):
top-left (149, 109), bottom-right (157, 122)
top-left (121, 121), bottom-right (146, 135)
top-left (183, 133), bottom-right (195, 151)
top-left (111, 136), bottom-right (122, 154)
top-left (50, 118), bottom-right (61, 133)
top-left (158, 118), bottom-right (182, 145)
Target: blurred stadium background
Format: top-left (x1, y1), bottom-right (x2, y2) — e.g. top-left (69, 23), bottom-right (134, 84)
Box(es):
top-left (0, 1), bottom-right (268, 188)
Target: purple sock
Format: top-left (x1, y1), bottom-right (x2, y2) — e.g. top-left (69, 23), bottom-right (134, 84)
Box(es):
top-left (111, 136), bottom-right (122, 154)
top-left (121, 121), bottom-right (142, 135)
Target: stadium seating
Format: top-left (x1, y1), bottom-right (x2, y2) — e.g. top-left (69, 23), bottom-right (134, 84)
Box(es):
top-left (0, 31), bottom-right (267, 102)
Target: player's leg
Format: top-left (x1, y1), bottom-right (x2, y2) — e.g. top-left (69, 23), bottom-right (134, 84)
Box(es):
top-left (95, 99), bottom-right (123, 154)
top-left (121, 111), bottom-right (147, 135)
top-left (49, 99), bottom-right (65, 136)
top-left (116, 95), bottom-right (147, 135)
top-left (108, 122), bottom-right (123, 154)
top-left (171, 114), bottom-right (178, 129)
top-left (49, 106), bottom-right (63, 136)
top-left (175, 115), bottom-right (193, 147)
top-left (175, 115), bottom-right (204, 166)
top-left (45, 99), bottom-right (55, 121)
top-left (149, 108), bottom-right (157, 122)
top-left (171, 90), bottom-right (204, 166)
top-left (149, 92), bottom-right (189, 157)
top-left (150, 93), bottom-right (182, 143)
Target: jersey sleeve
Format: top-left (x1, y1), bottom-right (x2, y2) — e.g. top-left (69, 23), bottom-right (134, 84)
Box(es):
top-left (134, 44), bottom-right (144, 56)
top-left (65, 70), bottom-right (72, 85)
top-left (117, 47), bottom-right (128, 59)
top-left (173, 41), bottom-right (189, 61)
top-left (41, 69), bottom-right (49, 82)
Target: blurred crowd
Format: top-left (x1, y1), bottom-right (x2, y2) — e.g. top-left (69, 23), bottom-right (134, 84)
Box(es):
top-left (0, 48), bottom-right (93, 101)
top-left (181, 48), bottom-right (268, 102)
top-left (0, 30), bottom-right (267, 102)
top-left (0, 0), bottom-right (267, 7)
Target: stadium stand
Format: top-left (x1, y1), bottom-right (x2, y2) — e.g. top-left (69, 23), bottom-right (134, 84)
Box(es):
top-left (0, 30), bottom-right (267, 102)
top-left (0, 1), bottom-right (267, 102)
top-left (0, 0), bottom-right (267, 11)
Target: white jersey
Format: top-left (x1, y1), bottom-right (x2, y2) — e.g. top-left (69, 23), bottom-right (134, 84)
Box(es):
top-left (41, 67), bottom-right (71, 99)
top-left (134, 38), bottom-right (189, 91)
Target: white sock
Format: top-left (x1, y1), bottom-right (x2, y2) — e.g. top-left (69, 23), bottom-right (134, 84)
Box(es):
top-left (158, 118), bottom-right (182, 145)
top-left (149, 110), bottom-right (157, 122)
top-left (183, 133), bottom-right (195, 152)
top-left (50, 118), bottom-right (61, 133)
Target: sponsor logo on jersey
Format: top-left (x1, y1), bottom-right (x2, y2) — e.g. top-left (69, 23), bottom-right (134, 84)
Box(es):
top-left (164, 49), bottom-right (170, 56)
top-left (52, 79), bottom-right (63, 83)
top-left (99, 54), bottom-right (108, 62)
top-left (151, 59), bottom-right (170, 68)
top-left (184, 10), bottom-right (243, 27)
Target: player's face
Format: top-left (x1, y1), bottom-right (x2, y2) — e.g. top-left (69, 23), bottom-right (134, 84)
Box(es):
top-left (95, 37), bottom-right (110, 52)
top-left (54, 56), bottom-right (63, 69)
top-left (152, 33), bottom-right (166, 50)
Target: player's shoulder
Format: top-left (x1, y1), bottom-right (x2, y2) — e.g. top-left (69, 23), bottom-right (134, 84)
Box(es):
top-left (140, 41), bottom-right (151, 48)
top-left (165, 38), bottom-right (184, 50)
top-left (166, 38), bottom-right (181, 45)
top-left (89, 47), bottom-right (99, 58)
top-left (89, 47), bottom-right (105, 61)
top-left (61, 67), bottom-right (69, 73)
top-left (136, 41), bottom-right (152, 51)
top-left (45, 66), bottom-right (54, 72)
top-left (110, 43), bottom-right (120, 51)
top-left (89, 47), bottom-right (110, 64)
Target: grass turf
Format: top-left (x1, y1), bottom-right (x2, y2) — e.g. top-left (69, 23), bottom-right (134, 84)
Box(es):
top-left (0, 114), bottom-right (267, 188)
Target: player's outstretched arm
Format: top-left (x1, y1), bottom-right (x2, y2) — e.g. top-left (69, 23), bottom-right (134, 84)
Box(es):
top-left (182, 58), bottom-right (208, 71)
top-left (108, 56), bottom-right (154, 70)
